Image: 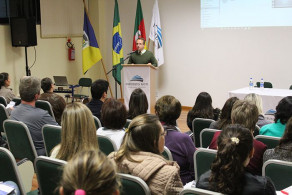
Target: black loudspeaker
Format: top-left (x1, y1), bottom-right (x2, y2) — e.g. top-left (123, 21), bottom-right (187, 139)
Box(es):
top-left (10, 17), bottom-right (37, 47)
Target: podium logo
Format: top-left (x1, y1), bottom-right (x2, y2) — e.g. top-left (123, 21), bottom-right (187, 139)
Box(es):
top-left (130, 75), bottom-right (143, 82)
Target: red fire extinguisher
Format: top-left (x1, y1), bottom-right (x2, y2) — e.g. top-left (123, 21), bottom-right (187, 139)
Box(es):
top-left (67, 38), bottom-right (75, 61)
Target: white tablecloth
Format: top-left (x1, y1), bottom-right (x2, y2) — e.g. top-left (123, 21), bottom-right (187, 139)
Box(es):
top-left (228, 87), bottom-right (292, 114)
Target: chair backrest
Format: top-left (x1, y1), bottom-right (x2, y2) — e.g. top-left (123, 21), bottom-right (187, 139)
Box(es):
top-left (4, 120), bottom-right (38, 163)
top-left (0, 96), bottom-right (7, 106)
top-left (125, 119), bottom-right (132, 128)
top-left (118, 173), bottom-right (151, 195)
top-left (192, 118), bottom-right (215, 147)
top-left (290, 85), bottom-right (292, 90)
top-left (0, 104), bottom-right (9, 133)
top-left (93, 116), bottom-right (102, 129)
top-left (97, 134), bottom-right (117, 155)
top-left (12, 97), bottom-right (21, 106)
top-left (35, 156), bottom-right (67, 195)
top-left (200, 128), bottom-right (221, 148)
top-left (194, 148), bottom-right (217, 181)
top-left (255, 135), bottom-right (280, 149)
top-left (180, 188), bottom-right (223, 195)
top-left (253, 125), bottom-right (260, 137)
top-left (36, 100), bottom-right (55, 119)
top-left (79, 78), bottom-right (92, 87)
top-left (0, 147), bottom-right (27, 195)
top-left (162, 146), bottom-right (173, 161)
top-left (256, 81), bottom-right (273, 88)
top-left (263, 159), bottom-right (292, 190)
top-left (42, 124), bottom-right (62, 156)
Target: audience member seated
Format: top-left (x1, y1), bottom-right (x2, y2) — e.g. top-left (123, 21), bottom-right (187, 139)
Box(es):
top-left (197, 124), bottom-right (276, 195)
top-left (209, 97), bottom-right (239, 130)
top-left (209, 100), bottom-right (267, 175)
top-left (86, 79), bottom-right (109, 120)
top-left (244, 93), bottom-right (272, 128)
top-left (127, 88), bottom-right (148, 119)
top-left (264, 117), bottom-right (292, 163)
top-left (10, 76), bottom-right (58, 156)
top-left (51, 102), bottom-right (98, 160)
top-left (39, 77), bottom-right (66, 125)
top-left (59, 150), bottom-right (120, 195)
top-left (260, 96), bottom-right (292, 137)
top-left (187, 92), bottom-right (220, 131)
top-left (0, 72), bottom-right (15, 104)
top-left (109, 114), bottom-right (183, 194)
top-left (96, 98), bottom-right (127, 149)
top-left (155, 95), bottom-right (196, 185)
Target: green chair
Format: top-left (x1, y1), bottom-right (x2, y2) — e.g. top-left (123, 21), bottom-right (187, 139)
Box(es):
top-left (263, 159), bottom-right (292, 190)
top-left (253, 125), bottom-right (260, 137)
top-left (0, 147), bottom-right (38, 195)
top-left (73, 78), bottom-right (92, 101)
top-left (255, 135), bottom-right (280, 149)
top-left (0, 96), bottom-right (7, 106)
top-left (192, 118), bottom-right (215, 147)
top-left (12, 97), bottom-right (21, 106)
top-left (194, 148), bottom-right (217, 181)
top-left (0, 104), bottom-right (9, 135)
top-left (200, 128), bottom-right (221, 148)
top-left (35, 156), bottom-right (67, 195)
top-left (290, 85), bottom-right (292, 90)
top-left (97, 134), bottom-right (117, 155)
top-left (118, 173), bottom-right (151, 195)
top-left (162, 146), bottom-right (173, 161)
top-left (180, 188), bottom-right (223, 195)
top-left (36, 100), bottom-right (55, 119)
top-left (93, 115), bottom-right (102, 129)
top-left (42, 124), bottom-right (61, 156)
top-left (4, 120), bottom-right (38, 163)
top-left (125, 119), bottom-right (132, 128)
top-left (256, 81), bottom-right (273, 88)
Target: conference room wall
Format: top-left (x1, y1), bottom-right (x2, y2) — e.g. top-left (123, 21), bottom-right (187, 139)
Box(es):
top-left (0, 24), bottom-right (105, 96)
top-left (96, 0), bottom-right (292, 108)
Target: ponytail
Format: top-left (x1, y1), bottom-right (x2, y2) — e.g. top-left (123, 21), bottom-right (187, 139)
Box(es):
top-left (209, 124), bottom-right (253, 194)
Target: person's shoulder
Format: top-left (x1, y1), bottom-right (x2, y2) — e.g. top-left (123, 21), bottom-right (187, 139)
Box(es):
top-left (254, 139), bottom-right (267, 150)
top-left (244, 172), bottom-right (271, 187)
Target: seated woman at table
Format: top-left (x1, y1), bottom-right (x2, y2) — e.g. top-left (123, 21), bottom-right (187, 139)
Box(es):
top-left (260, 96), bottom-right (292, 137)
top-left (209, 97), bottom-right (239, 130)
top-left (209, 100), bottom-right (267, 175)
top-left (244, 93), bottom-right (272, 129)
top-left (263, 117), bottom-right (292, 163)
top-left (197, 124), bottom-right (276, 195)
top-left (187, 92), bottom-right (220, 131)
top-left (108, 114), bottom-right (183, 194)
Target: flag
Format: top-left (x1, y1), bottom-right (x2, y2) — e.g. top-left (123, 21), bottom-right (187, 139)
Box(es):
top-left (82, 10), bottom-right (102, 74)
top-left (112, 0), bottom-right (124, 85)
top-left (149, 0), bottom-right (164, 66)
top-left (132, 0), bottom-right (147, 51)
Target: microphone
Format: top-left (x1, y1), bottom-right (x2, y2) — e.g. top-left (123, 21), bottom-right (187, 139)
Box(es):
top-left (127, 51), bottom-right (136, 55)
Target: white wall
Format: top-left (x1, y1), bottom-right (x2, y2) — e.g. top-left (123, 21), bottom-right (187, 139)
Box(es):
top-left (2, 0), bottom-right (292, 107)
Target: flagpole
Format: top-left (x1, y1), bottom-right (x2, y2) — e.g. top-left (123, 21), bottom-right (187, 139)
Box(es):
top-left (120, 83), bottom-right (123, 99)
top-left (83, 0), bottom-right (113, 98)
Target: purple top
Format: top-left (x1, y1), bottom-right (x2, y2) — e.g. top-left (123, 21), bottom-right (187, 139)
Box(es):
top-left (163, 124), bottom-right (196, 185)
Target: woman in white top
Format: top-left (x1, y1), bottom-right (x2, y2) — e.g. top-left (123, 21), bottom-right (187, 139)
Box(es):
top-left (96, 98), bottom-right (127, 149)
top-left (50, 102), bottom-right (98, 161)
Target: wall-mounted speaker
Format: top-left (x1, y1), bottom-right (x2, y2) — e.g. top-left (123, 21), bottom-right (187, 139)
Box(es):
top-left (10, 17), bottom-right (37, 47)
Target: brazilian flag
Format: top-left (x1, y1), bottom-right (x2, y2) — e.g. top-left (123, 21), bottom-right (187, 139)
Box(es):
top-left (112, 0), bottom-right (124, 85)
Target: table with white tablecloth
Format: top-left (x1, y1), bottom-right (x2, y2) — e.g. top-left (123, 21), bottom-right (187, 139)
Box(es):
top-left (228, 87), bottom-right (292, 114)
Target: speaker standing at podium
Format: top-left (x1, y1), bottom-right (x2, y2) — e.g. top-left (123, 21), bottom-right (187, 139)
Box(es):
top-left (128, 38), bottom-right (158, 67)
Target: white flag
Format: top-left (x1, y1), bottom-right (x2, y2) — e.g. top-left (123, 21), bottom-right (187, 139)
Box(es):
top-left (149, 0), bottom-right (164, 66)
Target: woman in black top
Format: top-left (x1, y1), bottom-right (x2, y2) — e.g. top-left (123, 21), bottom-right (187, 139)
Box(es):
top-left (196, 124), bottom-right (276, 195)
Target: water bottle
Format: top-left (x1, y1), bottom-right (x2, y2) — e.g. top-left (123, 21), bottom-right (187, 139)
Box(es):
top-left (249, 77), bottom-right (254, 89)
top-left (260, 78), bottom-right (264, 89)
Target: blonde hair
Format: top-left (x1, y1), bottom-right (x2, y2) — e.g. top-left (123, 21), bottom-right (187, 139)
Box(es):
top-left (244, 93), bottom-right (263, 115)
top-left (114, 114), bottom-right (162, 163)
top-left (56, 102), bottom-right (98, 161)
top-left (60, 150), bottom-right (120, 195)
top-left (231, 100), bottom-right (259, 132)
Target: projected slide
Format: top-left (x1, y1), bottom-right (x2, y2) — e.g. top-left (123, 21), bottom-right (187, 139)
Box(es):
top-left (201, 0), bottom-right (292, 28)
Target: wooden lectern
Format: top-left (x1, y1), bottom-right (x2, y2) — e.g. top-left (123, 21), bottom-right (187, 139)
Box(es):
top-left (122, 64), bottom-right (157, 114)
